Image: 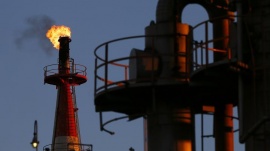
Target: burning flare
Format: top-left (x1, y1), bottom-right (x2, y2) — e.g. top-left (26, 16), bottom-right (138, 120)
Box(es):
top-left (46, 25), bottom-right (71, 49)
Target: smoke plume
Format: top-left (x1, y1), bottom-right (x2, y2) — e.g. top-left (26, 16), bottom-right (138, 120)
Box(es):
top-left (15, 15), bottom-right (55, 55)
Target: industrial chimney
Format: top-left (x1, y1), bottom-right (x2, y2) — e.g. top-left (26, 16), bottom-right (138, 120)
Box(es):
top-left (44, 36), bottom-right (87, 151)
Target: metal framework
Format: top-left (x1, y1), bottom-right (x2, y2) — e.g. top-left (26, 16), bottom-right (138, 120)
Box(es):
top-left (93, 17), bottom-right (242, 151)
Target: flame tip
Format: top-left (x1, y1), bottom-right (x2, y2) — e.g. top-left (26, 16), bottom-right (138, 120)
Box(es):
top-left (46, 25), bottom-right (71, 50)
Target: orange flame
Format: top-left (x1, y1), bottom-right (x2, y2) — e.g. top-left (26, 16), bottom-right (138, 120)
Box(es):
top-left (46, 25), bottom-right (71, 49)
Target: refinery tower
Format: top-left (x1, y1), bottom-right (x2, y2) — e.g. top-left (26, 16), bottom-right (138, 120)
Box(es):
top-left (44, 27), bottom-right (92, 151)
top-left (94, 0), bottom-right (270, 151)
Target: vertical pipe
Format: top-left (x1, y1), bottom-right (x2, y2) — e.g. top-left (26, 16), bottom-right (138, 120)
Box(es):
top-left (149, 1), bottom-right (195, 151)
top-left (195, 45), bottom-right (198, 70)
top-left (214, 104), bottom-right (234, 151)
top-left (211, 3), bottom-right (234, 150)
top-left (147, 103), bottom-right (195, 151)
top-left (58, 37), bottom-right (71, 74)
top-left (236, 0), bottom-right (244, 140)
top-left (213, 17), bottom-right (231, 61)
top-left (200, 41), bottom-right (203, 66)
top-left (176, 108), bottom-right (195, 151)
top-left (185, 34), bottom-right (189, 80)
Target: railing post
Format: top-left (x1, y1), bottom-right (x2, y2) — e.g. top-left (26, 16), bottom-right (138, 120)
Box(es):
top-left (105, 44), bottom-right (108, 91)
top-left (94, 58), bottom-right (97, 97)
top-left (195, 42), bottom-right (198, 70)
top-left (200, 40), bottom-right (203, 67)
top-left (151, 36), bottom-right (155, 83)
top-left (186, 34), bottom-right (190, 80)
top-left (205, 22), bottom-right (209, 66)
top-left (125, 66), bottom-right (128, 81)
top-left (99, 112), bottom-right (103, 131)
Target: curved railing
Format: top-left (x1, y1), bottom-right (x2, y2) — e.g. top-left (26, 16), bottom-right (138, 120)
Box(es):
top-left (44, 59), bottom-right (87, 77)
top-left (192, 15), bottom-right (234, 70)
top-left (94, 16), bottom-right (236, 137)
top-left (94, 16), bottom-right (235, 96)
top-left (94, 34), bottom-right (179, 95)
top-left (43, 143), bottom-right (93, 151)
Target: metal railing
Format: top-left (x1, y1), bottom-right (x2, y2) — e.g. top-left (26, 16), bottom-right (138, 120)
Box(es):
top-left (44, 58), bottom-right (87, 77)
top-left (43, 143), bottom-right (93, 151)
top-left (94, 16), bottom-right (235, 96)
top-left (94, 34), bottom-right (185, 96)
top-left (192, 16), bottom-right (233, 71)
top-left (94, 35), bottom-right (152, 95)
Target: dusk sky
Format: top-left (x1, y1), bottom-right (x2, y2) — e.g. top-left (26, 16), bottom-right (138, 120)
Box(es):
top-left (0, 1), bottom-right (244, 151)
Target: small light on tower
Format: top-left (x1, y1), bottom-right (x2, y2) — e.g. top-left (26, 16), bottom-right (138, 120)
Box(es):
top-left (30, 120), bottom-right (39, 151)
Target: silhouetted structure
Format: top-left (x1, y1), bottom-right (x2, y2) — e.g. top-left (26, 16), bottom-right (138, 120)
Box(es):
top-left (94, 0), bottom-right (270, 151)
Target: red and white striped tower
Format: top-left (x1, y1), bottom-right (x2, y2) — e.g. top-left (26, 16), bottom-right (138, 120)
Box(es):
top-left (44, 37), bottom-right (87, 151)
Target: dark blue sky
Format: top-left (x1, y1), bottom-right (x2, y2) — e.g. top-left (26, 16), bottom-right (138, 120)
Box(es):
top-left (0, 1), bottom-right (244, 151)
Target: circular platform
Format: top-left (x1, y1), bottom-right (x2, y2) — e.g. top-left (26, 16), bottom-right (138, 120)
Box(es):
top-left (44, 63), bottom-right (87, 86)
top-left (95, 59), bottom-right (239, 116)
top-left (44, 73), bottom-right (87, 85)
